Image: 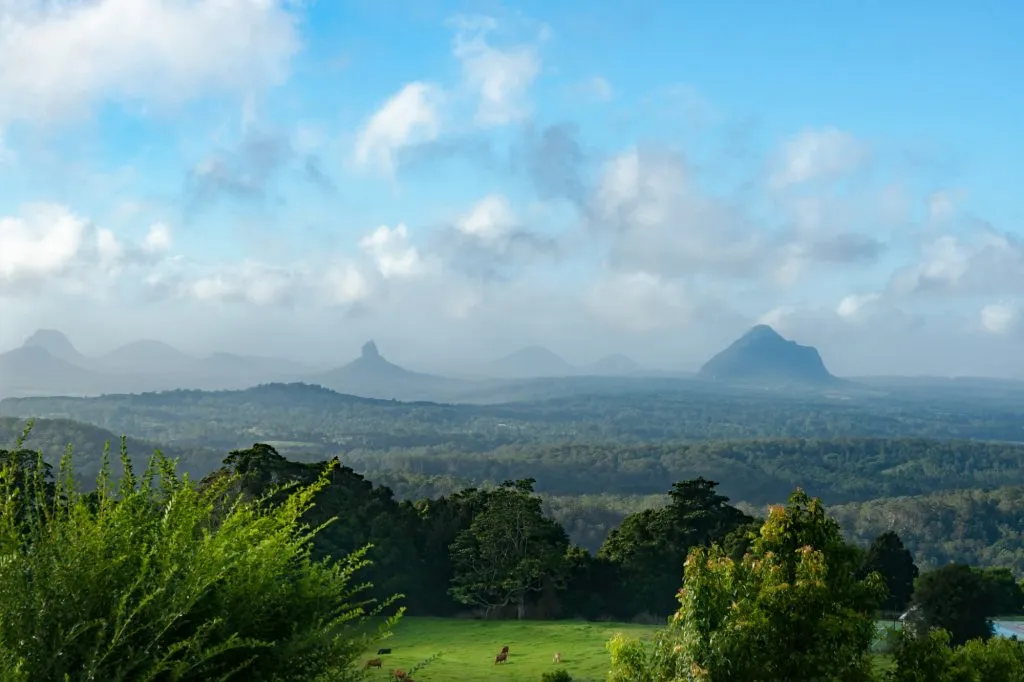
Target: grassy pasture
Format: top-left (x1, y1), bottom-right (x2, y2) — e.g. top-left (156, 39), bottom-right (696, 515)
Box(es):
top-left (362, 617), bottom-right (658, 681)
top-left (361, 617), bottom-right (910, 680)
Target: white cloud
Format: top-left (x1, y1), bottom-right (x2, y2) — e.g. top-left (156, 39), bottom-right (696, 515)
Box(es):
top-left (95, 228), bottom-right (124, 265)
top-left (450, 15), bottom-right (542, 126)
top-left (980, 302), bottom-right (1017, 335)
top-left (0, 0), bottom-right (301, 127)
top-left (353, 82), bottom-right (443, 175)
top-left (591, 147), bottom-right (767, 278)
top-left (0, 204), bottom-right (171, 299)
top-left (757, 306), bottom-right (799, 331)
top-left (587, 270), bottom-right (696, 333)
top-left (889, 229), bottom-right (1024, 298)
top-left (768, 127), bottom-right (869, 189)
top-left (836, 293), bottom-right (881, 320)
top-left (457, 194), bottom-right (517, 241)
top-left (358, 224), bottom-right (428, 280)
top-left (143, 223), bottom-right (172, 252)
top-left (0, 204), bottom-right (88, 287)
top-left (323, 263), bottom-right (372, 305)
top-left (186, 261), bottom-right (301, 307)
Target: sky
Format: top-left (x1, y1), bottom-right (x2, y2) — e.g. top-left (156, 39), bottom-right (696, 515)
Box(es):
top-left (0, 0), bottom-right (1022, 377)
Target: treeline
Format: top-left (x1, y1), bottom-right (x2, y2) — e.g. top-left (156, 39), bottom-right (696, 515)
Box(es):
top-left (348, 438), bottom-right (1024, 502)
top-left (4, 436), bottom-right (1024, 680)
top-left (7, 380), bottom-right (1024, 453)
top-left (15, 436), bottom-right (1022, 624)
top-left (8, 418), bottom-right (1024, 573)
top-left (832, 487), bottom-right (1024, 574)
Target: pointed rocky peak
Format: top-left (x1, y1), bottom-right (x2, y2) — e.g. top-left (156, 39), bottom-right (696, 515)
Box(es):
top-left (740, 324), bottom-right (785, 344)
top-left (699, 324), bottom-right (834, 384)
top-left (361, 340), bottom-right (381, 360)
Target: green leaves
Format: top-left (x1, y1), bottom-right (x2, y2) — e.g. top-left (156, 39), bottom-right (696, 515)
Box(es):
top-left (0, 432), bottom-right (401, 681)
top-left (448, 480), bottom-right (569, 617)
top-left (609, 489), bottom-right (884, 681)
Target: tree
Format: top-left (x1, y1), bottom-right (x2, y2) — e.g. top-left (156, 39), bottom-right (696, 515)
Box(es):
top-left (206, 443), bottom-right (422, 608)
top-left (0, 435), bottom-right (401, 681)
top-left (975, 567), bottom-right (1024, 616)
top-left (908, 563), bottom-right (994, 646)
top-left (609, 489), bottom-right (885, 681)
top-left (887, 628), bottom-right (1024, 682)
top-left (860, 531), bottom-right (919, 615)
top-left (448, 479), bottom-right (569, 619)
top-left (599, 478), bottom-right (752, 616)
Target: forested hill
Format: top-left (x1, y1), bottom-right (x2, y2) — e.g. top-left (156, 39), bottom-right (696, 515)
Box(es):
top-left (346, 438), bottom-right (1024, 505)
top-left (4, 381), bottom-right (1024, 453)
top-left (0, 417), bottom-right (219, 480)
top-left (831, 486), bottom-right (1024, 574)
top-left (6, 416), bottom-right (1024, 574)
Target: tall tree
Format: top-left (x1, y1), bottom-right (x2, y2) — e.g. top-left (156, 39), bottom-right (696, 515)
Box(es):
top-left (448, 479), bottom-right (569, 619)
top-left (599, 477), bottom-right (752, 616)
top-left (975, 567), bottom-right (1024, 616)
top-left (908, 563), bottom-right (994, 646)
top-left (609, 489), bottom-right (885, 681)
top-left (859, 531), bottom-right (919, 615)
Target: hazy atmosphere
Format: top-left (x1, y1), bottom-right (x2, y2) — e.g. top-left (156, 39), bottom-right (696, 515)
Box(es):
top-left (1, 0), bottom-right (1022, 377)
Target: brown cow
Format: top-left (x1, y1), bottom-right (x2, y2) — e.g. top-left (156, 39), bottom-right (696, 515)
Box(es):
top-left (365, 658), bottom-right (383, 668)
top-left (392, 670), bottom-right (408, 681)
top-left (494, 651), bottom-right (508, 664)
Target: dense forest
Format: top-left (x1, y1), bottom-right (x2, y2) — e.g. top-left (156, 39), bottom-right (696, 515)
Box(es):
top-left (3, 421), bottom-right (1024, 679)
top-left (5, 414), bottom-right (1024, 572)
top-left (4, 381), bottom-right (1024, 453)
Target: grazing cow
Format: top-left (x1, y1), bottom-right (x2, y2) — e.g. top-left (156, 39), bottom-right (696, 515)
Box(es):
top-left (553, 652), bottom-right (562, 663)
top-left (377, 647), bottom-right (392, 655)
top-left (365, 658), bottom-right (382, 669)
top-left (494, 651), bottom-right (508, 665)
top-left (392, 669), bottom-right (408, 681)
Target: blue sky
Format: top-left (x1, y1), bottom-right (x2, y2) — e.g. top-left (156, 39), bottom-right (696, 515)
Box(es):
top-left (0, 0), bottom-right (1022, 376)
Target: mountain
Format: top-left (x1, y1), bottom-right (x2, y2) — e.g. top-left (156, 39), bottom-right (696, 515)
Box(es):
top-left (586, 353), bottom-right (641, 376)
top-left (0, 346), bottom-right (108, 397)
top-left (98, 339), bottom-right (197, 373)
top-left (22, 329), bottom-right (91, 366)
top-left (699, 325), bottom-right (835, 384)
top-left (2, 330), bottom-right (331, 397)
top-left (310, 341), bottom-right (461, 400)
top-left (487, 346), bottom-right (576, 378)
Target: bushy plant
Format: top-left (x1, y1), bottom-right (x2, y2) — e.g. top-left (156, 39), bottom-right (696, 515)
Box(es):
top-left (0, 424), bottom-right (402, 681)
top-left (887, 628), bottom-right (1024, 682)
top-left (540, 668), bottom-right (573, 681)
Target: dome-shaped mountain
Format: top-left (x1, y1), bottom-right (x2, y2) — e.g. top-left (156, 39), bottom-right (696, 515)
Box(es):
top-left (487, 346), bottom-right (576, 378)
top-left (22, 329), bottom-right (88, 365)
top-left (699, 325), bottom-right (835, 384)
top-left (586, 353), bottom-right (641, 376)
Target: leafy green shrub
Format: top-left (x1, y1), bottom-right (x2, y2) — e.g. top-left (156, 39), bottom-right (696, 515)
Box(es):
top-left (540, 668), bottom-right (573, 682)
top-left (0, 425), bottom-right (402, 681)
top-left (887, 628), bottom-right (1024, 681)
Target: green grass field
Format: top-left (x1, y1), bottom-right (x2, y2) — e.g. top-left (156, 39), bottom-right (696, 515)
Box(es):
top-left (363, 617), bottom-right (898, 681)
top-left (362, 617), bottom-right (658, 681)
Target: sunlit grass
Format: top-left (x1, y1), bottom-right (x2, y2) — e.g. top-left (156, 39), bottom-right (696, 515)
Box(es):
top-left (362, 617), bottom-right (660, 682)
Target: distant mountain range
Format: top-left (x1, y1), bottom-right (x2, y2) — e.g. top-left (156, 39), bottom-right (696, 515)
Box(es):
top-left (0, 330), bottom-right (649, 402)
top-left (4, 325), bottom-right (1024, 404)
